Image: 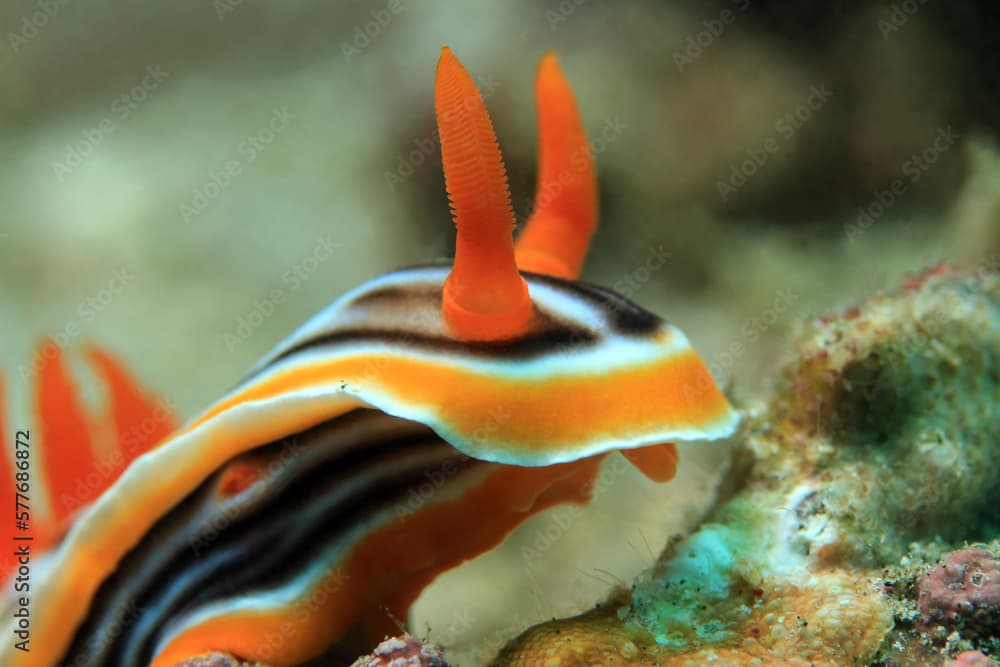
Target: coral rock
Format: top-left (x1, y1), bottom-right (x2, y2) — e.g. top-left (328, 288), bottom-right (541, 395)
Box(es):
top-left (351, 634), bottom-right (450, 667)
top-left (492, 267), bottom-right (1000, 666)
top-left (945, 650), bottom-right (998, 667)
top-left (494, 605), bottom-right (656, 666)
top-left (919, 548), bottom-right (1000, 636)
top-left (173, 653), bottom-right (244, 667)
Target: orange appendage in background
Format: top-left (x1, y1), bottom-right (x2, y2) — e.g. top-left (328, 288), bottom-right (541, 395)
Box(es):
top-left (0, 341), bottom-right (176, 583)
top-left (515, 52), bottom-right (597, 281)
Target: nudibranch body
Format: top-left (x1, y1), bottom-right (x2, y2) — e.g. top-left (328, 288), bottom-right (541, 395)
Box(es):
top-left (2, 48), bottom-right (737, 666)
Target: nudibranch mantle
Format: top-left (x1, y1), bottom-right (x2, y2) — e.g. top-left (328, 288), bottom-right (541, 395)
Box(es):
top-left (237, 264), bottom-right (739, 465)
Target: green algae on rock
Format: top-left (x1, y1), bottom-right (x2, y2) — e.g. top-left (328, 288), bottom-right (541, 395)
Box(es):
top-left (493, 264), bottom-right (1000, 666)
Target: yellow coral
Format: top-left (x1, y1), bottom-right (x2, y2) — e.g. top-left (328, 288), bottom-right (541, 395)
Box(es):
top-left (493, 605), bottom-right (655, 667)
top-left (493, 571), bottom-right (891, 667)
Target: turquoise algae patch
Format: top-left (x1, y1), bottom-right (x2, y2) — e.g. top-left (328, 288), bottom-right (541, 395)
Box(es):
top-left (624, 500), bottom-right (770, 649)
top-left (614, 266), bottom-right (1000, 663)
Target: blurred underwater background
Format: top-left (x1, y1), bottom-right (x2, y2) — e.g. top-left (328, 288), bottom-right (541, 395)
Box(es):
top-left (2, 1), bottom-right (1000, 664)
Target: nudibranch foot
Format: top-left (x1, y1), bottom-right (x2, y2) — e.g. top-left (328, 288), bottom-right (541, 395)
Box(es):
top-left (55, 409), bottom-right (599, 666)
top-left (621, 442), bottom-right (680, 483)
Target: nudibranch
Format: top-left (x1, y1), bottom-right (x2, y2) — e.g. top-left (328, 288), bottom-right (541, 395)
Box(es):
top-left (2, 48), bottom-right (738, 667)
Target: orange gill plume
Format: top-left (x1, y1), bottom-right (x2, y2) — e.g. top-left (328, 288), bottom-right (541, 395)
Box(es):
top-left (0, 341), bottom-right (176, 582)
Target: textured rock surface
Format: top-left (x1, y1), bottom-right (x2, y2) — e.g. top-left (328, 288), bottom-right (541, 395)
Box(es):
top-left (946, 650), bottom-right (999, 667)
top-left (919, 548), bottom-right (1000, 637)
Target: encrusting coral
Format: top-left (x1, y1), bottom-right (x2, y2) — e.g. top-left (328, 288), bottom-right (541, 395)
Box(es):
top-left (492, 264), bottom-right (1000, 666)
top-left (171, 635), bottom-right (451, 667)
top-left (946, 651), bottom-right (999, 667)
top-left (175, 654), bottom-right (247, 667)
top-left (350, 635), bottom-right (450, 667)
top-left (919, 548), bottom-right (1000, 637)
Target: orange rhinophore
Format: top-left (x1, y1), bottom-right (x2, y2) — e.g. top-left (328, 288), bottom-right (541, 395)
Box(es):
top-left (6, 47), bottom-right (738, 667)
top-left (515, 52), bottom-right (598, 280)
top-left (436, 46), bottom-right (533, 340)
